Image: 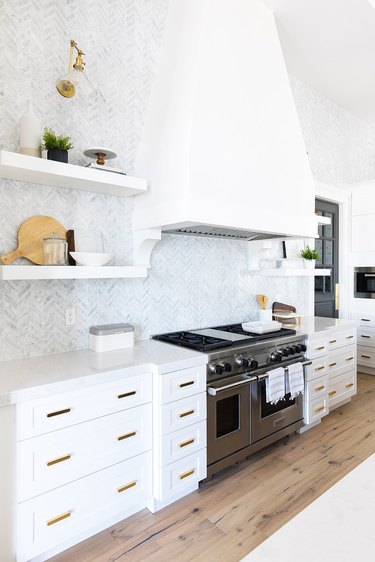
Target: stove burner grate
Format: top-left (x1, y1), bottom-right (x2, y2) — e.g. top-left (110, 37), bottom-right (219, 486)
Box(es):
top-left (153, 331), bottom-right (230, 352)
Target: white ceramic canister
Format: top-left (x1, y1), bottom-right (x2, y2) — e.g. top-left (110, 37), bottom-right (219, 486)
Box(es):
top-left (19, 101), bottom-right (41, 157)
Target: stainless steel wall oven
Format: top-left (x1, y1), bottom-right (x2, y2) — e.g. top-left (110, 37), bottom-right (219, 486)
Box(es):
top-left (354, 267), bottom-right (375, 298)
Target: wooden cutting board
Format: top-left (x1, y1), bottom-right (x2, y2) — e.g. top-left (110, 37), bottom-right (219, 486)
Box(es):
top-left (1, 216), bottom-right (67, 265)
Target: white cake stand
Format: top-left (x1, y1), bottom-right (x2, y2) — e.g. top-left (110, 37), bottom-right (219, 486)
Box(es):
top-left (83, 147), bottom-right (117, 165)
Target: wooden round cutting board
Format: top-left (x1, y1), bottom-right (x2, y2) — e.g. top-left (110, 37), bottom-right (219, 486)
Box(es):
top-left (1, 216), bottom-right (67, 265)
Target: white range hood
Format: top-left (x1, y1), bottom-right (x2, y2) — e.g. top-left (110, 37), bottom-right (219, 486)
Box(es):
top-left (133, 0), bottom-right (316, 242)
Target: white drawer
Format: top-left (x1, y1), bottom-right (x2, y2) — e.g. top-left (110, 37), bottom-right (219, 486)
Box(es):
top-left (17, 451), bottom-right (151, 562)
top-left (357, 346), bottom-right (375, 366)
top-left (357, 328), bottom-right (375, 348)
top-left (328, 329), bottom-right (356, 350)
top-left (156, 448), bottom-right (206, 502)
top-left (328, 346), bottom-right (356, 377)
top-left (328, 370), bottom-right (357, 407)
top-left (305, 375), bottom-right (328, 401)
top-left (160, 365), bottom-right (206, 405)
top-left (17, 403), bottom-right (152, 502)
top-left (304, 356), bottom-right (329, 381)
top-left (304, 395), bottom-right (329, 425)
top-left (306, 338), bottom-right (328, 359)
top-left (352, 312), bottom-right (375, 328)
top-left (160, 393), bottom-right (206, 435)
top-left (17, 372), bottom-right (152, 440)
top-left (159, 420), bottom-right (207, 466)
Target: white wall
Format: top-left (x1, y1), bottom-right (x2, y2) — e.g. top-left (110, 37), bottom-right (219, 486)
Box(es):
top-left (0, 3), bottom-right (371, 361)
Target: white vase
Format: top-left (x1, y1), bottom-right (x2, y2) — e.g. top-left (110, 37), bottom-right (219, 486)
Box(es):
top-left (304, 259), bottom-right (315, 269)
top-left (19, 101), bottom-right (41, 157)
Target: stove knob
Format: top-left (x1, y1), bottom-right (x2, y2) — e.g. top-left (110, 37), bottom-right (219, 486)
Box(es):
top-left (235, 356), bottom-right (249, 368)
top-left (270, 352), bottom-right (282, 363)
top-left (300, 343), bottom-right (307, 352)
top-left (210, 363), bottom-right (223, 375)
top-left (221, 362), bottom-right (232, 373)
top-left (250, 359), bottom-right (258, 369)
top-left (287, 347), bottom-right (295, 355)
top-left (294, 344), bottom-right (302, 353)
top-left (281, 348), bottom-right (290, 357)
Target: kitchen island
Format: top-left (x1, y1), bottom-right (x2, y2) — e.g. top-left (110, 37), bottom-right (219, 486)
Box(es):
top-left (241, 452), bottom-right (375, 562)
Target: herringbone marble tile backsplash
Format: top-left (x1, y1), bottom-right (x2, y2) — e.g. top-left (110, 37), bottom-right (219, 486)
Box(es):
top-left (0, 0), bottom-right (312, 360)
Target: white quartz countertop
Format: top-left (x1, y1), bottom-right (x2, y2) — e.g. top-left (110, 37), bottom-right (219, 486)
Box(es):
top-left (296, 316), bottom-right (357, 336)
top-left (0, 340), bottom-right (207, 406)
top-left (241, 453), bottom-right (375, 562)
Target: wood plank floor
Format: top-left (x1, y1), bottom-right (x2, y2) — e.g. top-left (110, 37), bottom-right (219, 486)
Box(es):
top-left (50, 373), bottom-right (375, 562)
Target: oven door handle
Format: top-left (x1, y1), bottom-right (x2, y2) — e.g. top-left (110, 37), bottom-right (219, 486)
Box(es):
top-left (257, 360), bottom-right (312, 381)
top-left (207, 376), bottom-right (257, 396)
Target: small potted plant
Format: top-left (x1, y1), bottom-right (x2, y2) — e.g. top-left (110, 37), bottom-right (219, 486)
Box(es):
top-left (42, 128), bottom-right (73, 163)
top-left (300, 245), bottom-right (320, 269)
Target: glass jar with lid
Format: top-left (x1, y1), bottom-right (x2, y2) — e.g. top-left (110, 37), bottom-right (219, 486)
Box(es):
top-left (43, 234), bottom-right (67, 265)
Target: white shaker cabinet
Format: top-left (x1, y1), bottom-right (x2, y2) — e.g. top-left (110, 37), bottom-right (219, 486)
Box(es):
top-left (15, 373), bottom-right (153, 562)
top-left (149, 364), bottom-right (207, 513)
top-left (303, 324), bottom-right (357, 430)
top-left (352, 312), bottom-right (375, 375)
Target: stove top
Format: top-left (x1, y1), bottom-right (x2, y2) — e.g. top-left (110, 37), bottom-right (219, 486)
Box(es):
top-left (152, 323), bottom-right (297, 352)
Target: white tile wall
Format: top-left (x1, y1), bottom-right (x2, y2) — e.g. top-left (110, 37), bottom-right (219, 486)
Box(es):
top-left (0, 3), bottom-right (372, 360)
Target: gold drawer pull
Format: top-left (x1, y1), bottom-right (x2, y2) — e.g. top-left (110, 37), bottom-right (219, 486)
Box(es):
top-left (117, 431), bottom-right (136, 441)
top-left (314, 385), bottom-right (325, 391)
top-left (361, 354), bottom-right (371, 359)
top-left (179, 468), bottom-right (195, 480)
top-left (315, 346), bottom-right (325, 351)
top-left (346, 383), bottom-right (354, 389)
top-left (346, 356), bottom-right (354, 361)
top-left (329, 339), bottom-right (336, 344)
top-left (46, 408), bottom-right (71, 418)
top-left (46, 511), bottom-right (71, 526)
top-left (179, 438), bottom-right (195, 448)
top-left (329, 362), bottom-right (337, 367)
top-left (329, 390), bottom-right (337, 396)
top-left (179, 409), bottom-right (194, 418)
top-left (346, 335), bottom-right (354, 339)
top-left (179, 381), bottom-right (195, 388)
top-left (361, 335), bottom-right (371, 338)
top-left (46, 454), bottom-right (71, 467)
top-left (315, 405), bottom-right (325, 413)
top-left (314, 366), bottom-right (324, 371)
top-left (117, 480), bottom-right (137, 493)
top-left (117, 391), bottom-right (136, 399)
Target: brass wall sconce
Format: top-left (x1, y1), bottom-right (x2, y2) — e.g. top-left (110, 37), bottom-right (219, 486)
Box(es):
top-left (56, 39), bottom-right (94, 98)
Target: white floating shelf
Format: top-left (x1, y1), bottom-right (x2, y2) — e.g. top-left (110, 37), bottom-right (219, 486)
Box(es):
top-left (0, 265), bottom-right (148, 281)
top-left (252, 268), bottom-right (331, 277)
top-left (0, 150), bottom-right (147, 198)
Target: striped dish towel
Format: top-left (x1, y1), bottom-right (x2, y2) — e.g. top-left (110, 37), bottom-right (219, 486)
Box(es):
top-left (265, 367), bottom-right (286, 404)
top-left (287, 362), bottom-right (304, 399)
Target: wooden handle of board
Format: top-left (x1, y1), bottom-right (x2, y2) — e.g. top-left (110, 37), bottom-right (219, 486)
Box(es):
top-left (1, 239), bottom-right (45, 264)
top-left (1, 249), bottom-right (24, 264)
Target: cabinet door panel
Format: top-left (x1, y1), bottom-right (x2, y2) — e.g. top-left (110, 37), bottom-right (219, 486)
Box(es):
top-left (17, 404), bottom-right (152, 501)
top-left (17, 452), bottom-right (152, 562)
top-left (17, 372), bottom-right (152, 439)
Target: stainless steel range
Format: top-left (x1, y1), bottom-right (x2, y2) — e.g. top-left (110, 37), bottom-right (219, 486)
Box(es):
top-left (153, 323), bottom-right (309, 478)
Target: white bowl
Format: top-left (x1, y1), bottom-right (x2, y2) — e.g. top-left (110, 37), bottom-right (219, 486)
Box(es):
top-left (69, 252), bottom-right (113, 266)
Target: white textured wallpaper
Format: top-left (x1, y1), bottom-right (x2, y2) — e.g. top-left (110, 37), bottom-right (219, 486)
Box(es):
top-left (0, 2), bottom-right (371, 360)
top-left (289, 76), bottom-right (373, 185)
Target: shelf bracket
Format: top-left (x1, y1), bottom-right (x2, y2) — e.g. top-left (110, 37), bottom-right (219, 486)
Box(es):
top-left (133, 228), bottom-right (162, 268)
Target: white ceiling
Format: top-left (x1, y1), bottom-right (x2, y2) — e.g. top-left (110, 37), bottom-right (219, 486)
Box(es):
top-left (261, 0), bottom-right (375, 123)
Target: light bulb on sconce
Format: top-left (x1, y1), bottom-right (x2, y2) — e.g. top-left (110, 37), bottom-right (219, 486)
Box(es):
top-left (56, 39), bottom-right (95, 98)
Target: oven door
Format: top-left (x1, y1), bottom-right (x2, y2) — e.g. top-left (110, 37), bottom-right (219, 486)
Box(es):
top-left (207, 375), bottom-right (256, 466)
top-left (251, 361), bottom-right (304, 443)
